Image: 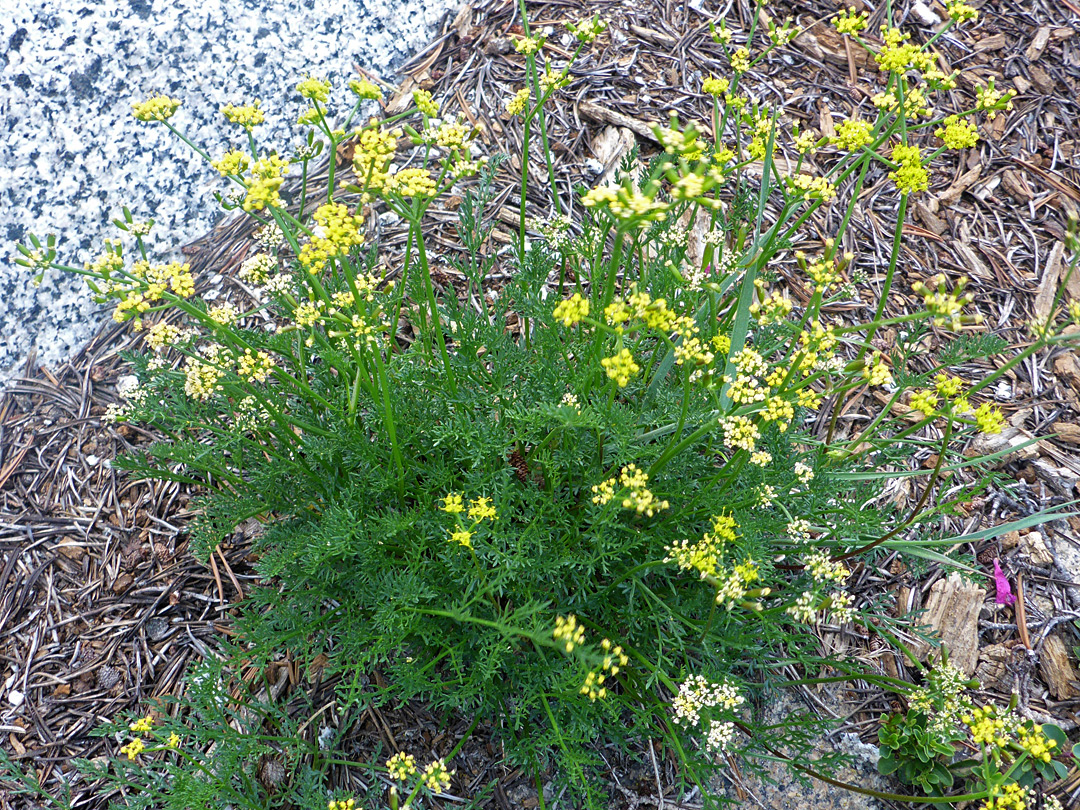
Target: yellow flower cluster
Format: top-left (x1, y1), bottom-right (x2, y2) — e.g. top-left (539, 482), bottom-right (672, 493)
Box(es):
top-left (146, 321), bottom-right (183, 351)
top-left (566, 16), bottom-right (606, 43)
top-left (243, 155), bottom-right (290, 212)
top-left (237, 349), bottom-right (274, 383)
top-left (119, 737), bottom-right (145, 760)
top-left (832, 117), bottom-right (874, 151)
top-left (468, 496), bottom-right (496, 522)
top-left (349, 79), bottom-right (383, 100)
top-left (440, 493), bottom-right (464, 514)
top-left (351, 121), bottom-right (401, 198)
top-left (833, 6), bottom-right (868, 35)
top-left (936, 115), bottom-right (979, 149)
top-left (298, 202), bottom-right (365, 274)
top-left (184, 349), bottom-right (225, 401)
top-left (601, 348), bottom-right (640, 387)
top-left (506, 87), bottom-right (531, 116)
top-left (211, 149), bottom-right (250, 177)
top-left (422, 759), bottom-right (453, 793)
top-left (387, 167), bottom-right (437, 198)
top-left (749, 286), bottom-right (792, 325)
top-left (962, 704), bottom-right (1016, 748)
top-left (875, 27), bottom-right (925, 74)
top-left (433, 117), bottom-right (473, 150)
top-left (207, 301), bottom-right (239, 327)
top-left (888, 144), bottom-right (929, 195)
top-left (386, 751), bottom-right (417, 780)
top-left (582, 183), bottom-right (670, 223)
top-left (911, 274), bottom-right (979, 330)
top-left (976, 78), bottom-right (1017, 121)
top-left (129, 715), bottom-right (154, 734)
top-left (239, 253), bottom-right (276, 286)
top-left (981, 783), bottom-right (1029, 810)
top-left (1016, 722), bottom-right (1058, 763)
top-left (132, 95), bottom-right (181, 122)
top-left (221, 100), bottom-right (265, 130)
top-left (786, 172), bottom-right (836, 202)
top-left (328, 799), bottom-right (356, 810)
top-left (702, 75), bottom-right (730, 96)
top-left (720, 414), bottom-right (760, 452)
top-left (412, 88), bottom-right (439, 116)
top-left (554, 614), bottom-right (586, 653)
top-left (805, 549), bottom-right (849, 583)
top-left (974, 402), bottom-right (1005, 434)
top-left (862, 351), bottom-right (894, 387)
top-left (946, 0), bottom-right (978, 23)
top-left (664, 513), bottom-right (738, 579)
top-left (580, 638), bottom-right (627, 701)
top-left (296, 75), bottom-right (331, 103)
top-left (591, 464), bottom-right (668, 516)
top-left (553, 293), bottom-right (590, 326)
top-left (729, 47), bottom-right (751, 74)
top-left (512, 34), bottom-right (544, 55)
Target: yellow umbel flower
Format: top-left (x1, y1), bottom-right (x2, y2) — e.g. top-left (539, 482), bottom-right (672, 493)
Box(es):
top-left (832, 117), bottom-right (873, 151)
top-left (702, 76), bottom-right (730, 96)
top-left (221, 100), bottom-right (265, 130)
top-left (296, 75), bottom-right (331, 103)
top-left (421, 759), bottom-right (453, 793)
top-left (237, 349), bottom-right (275, 383)
top-left (566, 16), bottom-right (606, 43)
top-left (468, 496), bottom-right (497, 522)
top-left (386, 752), bottom-right (417, 781)
top-left (440, 493), bottom-right (464, 514)
top-left (512, 34), bottom-right (544, 55)
top-left (387, 167), bottom-right (437, 198)
top-left (976, 78), bottom-right (1016, 121)
top-left (946, 0), bottom-right (978, 23)
top-left (298, 202), bottom-right (365, 274)
top-left (601, 348), bottom-right (640, 387)
top-left (412, 88), bottom-right (439, 116)
top-left (974, 402), bottom-right (1005, 434)
top-left (908, 389), bottom-right (939, 417)
top-left (506, 87), bottom-right (531, 116)
top-left (128, 715), bottom-right (154, 734)
top-left (936, 115), bottom-right (979, 149)
top-left (243, 155), bottom-right (290, 212)
top-left (119, 738), bottom-right (145, 760)
top-left (834, 6), bottom-right (868, 35)
top-left (730, 47), bottom-right (751, 73)
top-left (449, 529), bottom-right (473, 549)
top-left (582, 183), bottom-right (669, 223)
top-left (211, 149), bottom-right (250, 177)
top-left (553, 293), bottom-right (590, 327)
top-left (132, 95), bottom-right (181, 122)
top-left (349, 79), bottom-right (383, 100)
top-left (553, 614), bottom-right (586, 652)
top-left (888, 144), bottom-right (929, 195)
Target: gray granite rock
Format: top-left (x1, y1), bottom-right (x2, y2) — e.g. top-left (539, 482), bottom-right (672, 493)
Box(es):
top-left (0, 0), bottom-right (459, 386)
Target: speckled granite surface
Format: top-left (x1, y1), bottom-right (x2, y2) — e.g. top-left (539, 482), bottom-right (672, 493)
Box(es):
top-left (0, 0), bottom-right (459, 386)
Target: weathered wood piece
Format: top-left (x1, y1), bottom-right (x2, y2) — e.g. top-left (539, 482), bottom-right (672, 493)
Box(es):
top-left (908, 572), bottom-right (986, 675)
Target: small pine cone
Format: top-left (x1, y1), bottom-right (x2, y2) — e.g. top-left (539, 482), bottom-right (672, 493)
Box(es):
top-left (258, 756), bottom-right (287, 792)
top-left (153, 542), bottom-right (173, 563)
top-left (96, 665), bottom-right (120, 691)
top-left (508, 450), bottom-right (529, 483)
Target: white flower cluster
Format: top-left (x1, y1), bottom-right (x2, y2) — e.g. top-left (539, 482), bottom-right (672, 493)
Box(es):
top-left (672, 675), bottom-right (744, 728)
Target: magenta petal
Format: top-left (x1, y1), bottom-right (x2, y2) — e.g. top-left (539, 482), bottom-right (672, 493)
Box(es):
top-left (993, 559), bottom-right (1016, 606)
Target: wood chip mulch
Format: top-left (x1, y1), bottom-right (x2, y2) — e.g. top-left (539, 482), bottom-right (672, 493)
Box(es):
top-left (3, 0), bottom-right (1080, 807)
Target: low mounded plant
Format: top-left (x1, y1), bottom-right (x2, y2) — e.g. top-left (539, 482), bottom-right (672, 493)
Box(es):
top-left (13, 1), bottom-right (1080, 808)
